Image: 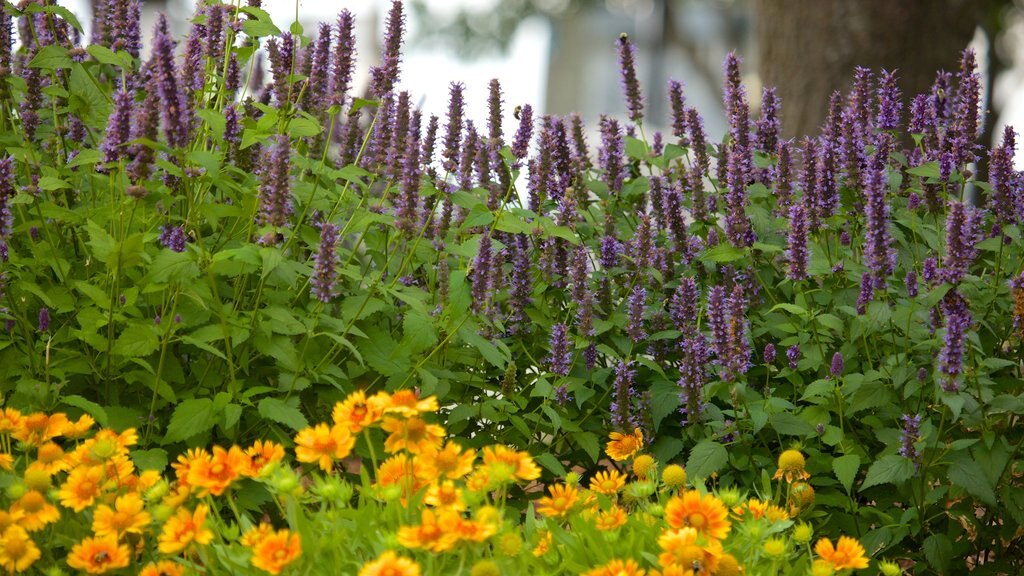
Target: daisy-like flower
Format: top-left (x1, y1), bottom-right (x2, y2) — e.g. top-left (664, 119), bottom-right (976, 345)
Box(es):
top-left (0, 407), bottom-right (23, 434)
top-left (734, 498), bottom-right (789, 522)
top-left (27, 442), bottom-right (68, 475)
top-left (773, 449), bottom-right (810, 483)
top-left (66, 535), bottom-right (130, 574)
top-left (583, 558), bottom-right (646, 576)
top-left (11, 490), bottom-right (60, 532)
top-left (245, 440), bottom-right (285, 476)
top-left (381, 416), bottom-right (445, 455)
top-left (481, 446), bottom-right (541, 481)
top-left (814, 536), bottom-right (870, 571)
top-left (606, 428), bottom-right (644, 461)
top-left (359, 550), bottom-right (421, 576)
top-left (0, 509), bottom-right (25, 532)
top-left (158, 504), bottom-right (214, 555)
top-left (294, 423), bottom-right (355, 472)
top-left (397, 508), bottom-right (462, 553)
top-left (139, 560), bottom-right (186, 576)
top-left (187, 445), bottom-right (251, 496)
top-left (374, 453), bottom-right (428, 496)
top-left (0, 525), bottom-right (40, 573)
top-left (594, 506), bottom-right (628, 531)
top-left (589, 470), bottom-right (626, 495)
top-left (532, 531), bottom-right (553, 557)
top-left (536, 483), bottom-right (580, 519)
top-left (0, 453), bottom-right (12, 471)
top-left (250, 528), bottom-right (302, 575)
top-left (332, 390), bottom-right (387, 432)
top-left (63, 414), bottom-right (96, 439)
top-left (58, 465), bottom-right (107, 512)
top-left (664, 490), bottom-right (731, 541)
top-left (241, 523), bottom-right (276, 547)
top-left (423, 480), bottom-right (466, 510)
top-left (383, 390), bottom-right (439, 417)
top-left (657, 527), bottom-right (723, 574)
top-left (92, 492), bottom-right (151, 539)
top-left (416, 441), bottom-right (475, 480)
top-left (173, 447), bottom-right (211, 487)
top-left (13, 412), bottom-right (68, 446)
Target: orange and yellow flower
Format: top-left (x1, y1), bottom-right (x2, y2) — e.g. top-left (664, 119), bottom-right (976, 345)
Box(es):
top-left (332, 390), bottom-right (386, 432)
top-left (187, 445), bottom-right (251, 496)
top-left (58, 465), bottom-right (106, 512)
top-left (417, 441), bottom-right (475, 480)
top-left (359, 550), bottom-right (421, 576)
top-left (294, 423), bottom-right (355, 472)
top-left (246, 440), bottom-right (285, 476)
top-left (0, 407), bottom-right (23, 434)
top-left (589, 469), bottom-right (626, 495)
top-left (66, 534), bottom-right (130, 574)
top-left (0, 525), bottom-right (40, 573)
top-left (0, 453), bottom-right (11, 471)
top-left (481, 446), bottom-right (540, 482)
top-left (664, 491), bottom-right (731, 541)
top-left (735, 498), bottom-right (790, 522)
top-left (139, 560), bottom-right (186, 576)
top-left (383, 390), bottom-right (438, 417)
top-left (424, 480), bottom-right (466, 510)
top-left (172, 447), bottom-right (210, 487)
top-left (11, 490), bottom-right (60, 532)
top-left (658, 527), bottom-right (723, 574)
top-left (583, 558), bottom-right (647, 576)
top-left (814, 536), bottom-right (870, 571)
top-left (158, 504), bottom-right (214, 555)
top-left (773, 449), bottom-right (810, 483)
top-left (595, 506), bottom-right (628, 531)
top-left (27, 441), bottom-right (68, 475)
top-left (375, 453), bottom-right (428, 497)
top-left (13, 412), bottom-right (68, 446)
top-left (606, 428), bottom-right (644, 461)
top-left (397, 508), bottom-right (462, 552)
top-left (249, 528), bottom-right (302, 575)
top-left (92, 492), bottom-right (151, 539)
top-left (381, 416), bottom-right (445, 455)
top-left (532, 530), bottom-right (553, 557)
top-left (535, 483), bottom-right (580, 519)
top-left (63, 414), bottom-right (97, 439)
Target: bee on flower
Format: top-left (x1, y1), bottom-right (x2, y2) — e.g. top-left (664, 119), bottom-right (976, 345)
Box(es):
top-left (66, 534), bottom-right (131, 574)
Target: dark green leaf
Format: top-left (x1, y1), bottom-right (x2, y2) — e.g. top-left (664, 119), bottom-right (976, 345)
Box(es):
top-left (686, 439), bottom-right (728, 479)
top-left (860, 454), bottom-right (914, 490)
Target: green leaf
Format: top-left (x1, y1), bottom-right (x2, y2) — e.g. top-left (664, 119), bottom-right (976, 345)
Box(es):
top-left (700, 243), bottom-right (746, 263)
top-left (923, 534), bottom-right (952, 573)
top-left (458, 326), bottom-right (509, 368)
top-left (906, 161), bottom-right (940, 179)
top-left (112, 323), bottom-right (160, 357)
top-left (61, 395), bottom-right (109, 428)
top-left (132, 448), bottom-right (169, 471)
top-left (948, 456), bottom-right (997, 505)
top-left (258, 398), bottom-right (309, 432)
top-left (770, 412), bottom-right (814, 436)
top-left (572, 432), bottom-right (601, 463)
top-left (287, 117), bottom-right (321, 138)
top-left (686, 439), bottom-right (728, 479)
top-left (37, 176), bottom-right (71, 191)
top-left (164, 398), bottom-right (218, 444)
top-left (860, 454), bottom-right (914, 490)
top-left (832, 454), bottom-right (860, 494)
top-left (86, 45), bottom-right (132, 68)
top-left (29, 45), bottom-right (72, 69)
top-left (262, 306), bottom-right (306, 336)
top-left (652, 436), bottom-right (685, 464)
top-left (148, 250), bottom-right (201, 284)
top-left (68, 149), bottom-right (103, 168)
top-left (535, 452), bottom-right (567, 476)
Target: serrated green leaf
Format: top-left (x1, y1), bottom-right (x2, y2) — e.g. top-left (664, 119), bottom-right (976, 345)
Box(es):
top-left (132, 448), bottom-right (169, 471)
top-left (257, 397), bottom-right (309, 432)
top-left (164, 398), bottom-right (217, 444)
top-left (61, 394), bottom-right (109, 428)
top-left (860, 454), bottom-right (914, 490)
top-left (948, 456), bottom-right (997, 505)
top-left (112, 323), bottom-right (160, 357)
top-left (701, 243), bottom-right (746, 263)
top-left (832, 454), bottom-right (860, 494)
top-left (535, 452), bottom-right (566, 476)
top-left (29, 45), bottom-right (72, 69)
top-left (686, 439), bottom-right (728, 479)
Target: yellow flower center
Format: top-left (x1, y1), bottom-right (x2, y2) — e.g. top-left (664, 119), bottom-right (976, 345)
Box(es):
top-left (676, 545), bottom-right (704, 568)
top-left (21, 491), bottom-right (45, 513)
top-left (3, 537), bottom-right (26, 559)
top-left (687, 513), bottom-right (706, 529)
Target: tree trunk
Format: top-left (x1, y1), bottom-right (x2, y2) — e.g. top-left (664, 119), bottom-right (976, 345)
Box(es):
top-left (758, 0), bottom-right (984, 139)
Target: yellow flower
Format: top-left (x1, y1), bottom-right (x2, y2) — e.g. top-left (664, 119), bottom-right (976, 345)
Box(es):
top-left (790, 481), bottom-right (816, 509)
top-left (246, 440), bottom-right (286, 477)
top-left (589, 470), bottom-right (626, 495)
top-left (397, 508), bottom-right (462, 552)
top-left (661, 464), bottom-right (687, 489)
top-left (13, 412), bottom-right (68, 446)
top-left (793, 521), bottom-right (814, 544)
top-left (0, 525), bottom-right (40, 573)
top-left (657, 527), bottom-right (723, 574)
top-left (63, 414), bottom-right (96, 439)
top-left (187, 445), bottom-right (251, 496)
top-left (250, 528), bottom-right (302, 575)
top-left (773, 449), bottom-right (810, 483)
top-left (417, 441), bottom-right (476, 480)
top-left (633, 455), bottom-right (656, 479)
top-left (332, 390), bottom-right (385, 432)
top-left (0, 407), bottom-right (23, 434)
top-left (294, 423), bottom-right (355, 472)
top-left (383, 390), bottom-right (439, 417)
top-left (375, 453), bottom-right (428, 500)
top-left (381, 416), bottom-right (446, 455)
top-left (139, 560), bottom-right (186, 576)
top-left (11, 490), bottom-right (60, 532)
top-left (594, 506), bottom-right (628, 531)
top-left (535, 483), bottom-right (580, 519)
top-left (531, 530), bottom-right (552, 557)
top-left (762, 537), bottom-right (787, 558)
top-left (481, 446), bottom-right (540, 482)
top-left (814, 536), bottom-right (870, 571)
top-left (0, 453), bottom-right (11, 471)
top-left (92, 492), bottom-right (151, 539)
top-left (582, 558), bottom-right (647, 576)
top-left (359, 550), bottom-right (421, 576)
top-left (606, 428), bottom-right (643, 461)
top-left (66, 535), bottom-right (130, 574)
top-left (717, 553), bottom-right (742, 576)
top-left (172, 447), bottom-right (210, 488)
top-left (158, 504), bottom-right (214, 555)
top-left (58, 465), bottom-right (106, 512)
top-left (735, 497), bottom-right (789, 522)
top-left (424, 480), bottom-right (466, 510)
top-left (28, 441), bottom-right (68, 475)
top-left (664, 490), bottom-right (731, 541)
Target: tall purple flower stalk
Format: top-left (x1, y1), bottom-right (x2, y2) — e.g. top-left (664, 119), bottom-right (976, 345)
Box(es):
top-left (599, 117), bottom-right (625, 195)
top-left (627, 285), bottom-right (647, 342)
top-left (668, 80), bottom-right (688, 144)
top-left (441, 82), bottom-right (465, 173)
top-left (109, 0), bottom-right (142, 58)
top-left (610, 361), bottom-right (636, 431)
top-left (150, 15), bottom-right (190, 149)
top-left (763, 343), bottom-right (776, 365)
top-left (471, 233), bottom-right (493, 313)
top-left (942, 201), bottom-right (982, 284)
top-left (899, 414), bottom-right (922, 471)
top-left (862, 166), bottom-right (895, 286)
top-left (670, 277), bottom-right (699, 334)
top-left (507, 235), bottom-right (533, 332)
top-left (856, 272), bottom-right (874, 315)
top-left (723, 285), bottom-right (751, 381)
top-left (988, 126), bottom-right (1020, 226)
top-left (101, 89), bottom-right (133, 164)
top-left (330, 10), bottom-right (357, 108)
top-left (952, 49), bottom-right (981, 165)
top-left (369, 0), bottom-right (405, 97)
top-left (617, 33), bottom-right (643, 123)
top-left (756, 87), bottom-right (780, 155)
top-left (257, 135), bottom-right (293, 230)
top-left (678, 335), bottom-right (710, 425)
top-left (311, 223), bottom-right (340, 303)
top-left (38, 308), bottom-right (50, 332)
top-left (786, 201), bottom-right (809, 281)
top-left (547, 323), bottom-right (571, 376)
top-left (938, 290), bottom-right (972, 392)
top-left (875, 69), bottom-right (902, 130)
top-left (0, 156), bottom-right (13, 257)
top-left (510, 104), bottom-right (534, 169)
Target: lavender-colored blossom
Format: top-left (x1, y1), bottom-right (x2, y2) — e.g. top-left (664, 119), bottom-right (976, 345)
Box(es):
top-left (763, 343), bottom-right (776, 365)
top-left (875, 69), bottom-right (902, 130)
top-left (38, 308), bottom-right (49, 332)
top-left (266, 34), bottom-right (296, 105)
top-left (668, 80), bottom-right (688, 143)
top-left (150, 15), bottom-right (190, 148)
top-left (554, 384), bottom-right (572, 407)
top-left (617, 33), bottom-right (644, 123)
top-left (907, 192), bottom-right (921, 211)
top-left (0, 156), bottom-right (14, 243)
top-left (458, 122), bottom-right (479, 193)
top-left (773, 139), bottom-right (794, 214)
top-left (670, 277), bottom-right (699, 333)
top-left (369, 0), bottom-right (405, 97)
top-left (909, 93), bottom-right (934, 136)
top-left (988, 127), bottom-right (1019, 226)
top-left (862, 166), bottom-right (895, 285)
top-left (108, 0), bottom-right (142, 58)
top-left (830, 352), bottom-right (844, 377)
top-left (159, 225), bottom-right (186, 253)
top-left (441, 82), bottom-right (465, 173)
top-left (599, 116), bottom-right (625, 194)
top-left (306, 23), bottom-right (332, 112)
top-left (942, 201), bottom-right (981, 284)
top-left (687, 107), bottom-right (710, 177)
top-left (953, 49), bottom-right (981, 164)
top-left (905, 271), bottom-right (919, 298)
top-left (257, 135), bottom-right (293, 230)
top-left (939, 290), bottom-right (972, 392)
top-left (599, 234), bottom-right (622, 269)
top-left (610, 360), bottom-right (636, 431)
top-left (815, 136), bottom-right (838, 220)
top-left (786, 201), bottom-right (809, 281)
top-left (856, 272), bottom-right (874, 315)
top-left (787, 345), bottom-right (800, 369)
top-left (506, 235), bottom-right (532, 330)
top-left (678, 335), bottom-right (710, 425)
top-left (547, 323), bottom-right (571, 376)
top-left (627, 285), bottom-right (647, 342)
top-left (899, 414), bottom-right (922, 470)
top-left (330, 10), bottom-right (357, 108)
top-left (471, 233), bottom-right (493, 313)
top-left (311, 222), bottom-right (339, 303)
top-left (1011, 271), bottom-right (1024, 337)
top-left (101, 89), bottom-right (133, 164)
top-left (509, 103), bottom-right (533, 168)
top-left (756, 87), bottom-right (780, 154)
top-left (922, 256), bottom-right (939, 287)
top-left (180, 25), bottom-right (206, 94)
top-left (723, 285), bottom-right (751, 381)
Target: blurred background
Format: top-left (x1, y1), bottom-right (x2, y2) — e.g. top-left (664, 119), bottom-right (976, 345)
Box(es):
top-left (55, 0), bottom-right (1024, 165)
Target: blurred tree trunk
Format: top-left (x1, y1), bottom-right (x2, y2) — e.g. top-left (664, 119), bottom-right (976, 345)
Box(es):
top-left (758, 0), bottom-right (985, 139)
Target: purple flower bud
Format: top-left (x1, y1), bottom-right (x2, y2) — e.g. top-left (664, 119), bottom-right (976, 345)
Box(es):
top-left (306, 23), bottom-right (333, 112)
top-left (988, 128), bottom-right (1019, 226)
top-left (38, 308), bottom-right (49, 332)
top-left (876, 69), bottom-right (902, 130)
top-left (547, 323), bottom-right (571, 376)
top-left (917, 367), bottom-right (929, 382)
top-left (856, 272), bottom-right (874, 315)
top-left (939, 290), bottom-right (972, 392)
top-left (151, 15), bottom-right (191, 148)
top-left (617, 33), bottom-right (644, 123)
top-left (786, 201), bottom-right (809, 281)
top-left (787, 345), bottom-right (800, 370)
top-left (627, 285), bottom-right (647, 342)
top-left (109, 0), bottom-right (142, 58)
top-left (440, 82), bottom-right (465, 173)
top-left (101, 89), bottom-right (133, 164)
top-left (863, 166), bottom-right (895, 285)
top-left (953, 49), bottom-right (981, 164)
top-left (668, 80), bottom-right (688, 144)
top-left (942, 201), bottom-right (982, 284)
top-left (509, 103), bottom-right (534, 169)
top-left (159, 225), bottom-right (186, 253)
top-left (763, 343), bottom-right (776, 365)
top-left (369, 0), bottom-right (405, 97)
top-left (330, 10), bottom-right (357, 108)
top-left (600, 235), bottom-right (622, 269)
top-left (830, 352), bottom-right (844, 377)
top-left (905, 270), bottom-right (919, 298)
top-left (599, 116), bottom-right (625, 195)
top-left (756, 86), bottom-right (780, 154)
top-left (611, 360), bottom-right (636, 431)
top-left (899, 414), bottom-right (922, 470)
top-left (257, 135), bottom-right (293, 230)
top-left (311, 222), bottom-right (339, 303)
top-left (0, 156), bottom-right (14, 242)
top-left (922, 256), bottom-right (939, 287)
top-left (670, 277), bottom-right (699, 333)
top-left (907, 192), bottom-right (921, 211)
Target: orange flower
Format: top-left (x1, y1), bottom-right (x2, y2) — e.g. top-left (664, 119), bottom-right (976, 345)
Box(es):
top-left (66, 535), bottom-right (130, 574)
top-left (736, 498), bottom-right (789, 522)
top-left (532, 530), bottom-right (553, 557)
top-left (11, 490), bottom-right (60, 532)
top-left (294, 423), bottom-right (355, 472)
top-left (397, 508), bottom-right (462, 552)
top-left (241, 523), bottom-right (276, 548)
top-left (381, 416), bottom-right (445, 455)
top-left (424, 480), bottom-right (466, 510)
top-left (27, 441), bottom-right (68, 475)
top-left (0, 509), bottom-right (25, 532)
top-left (0, 525), bottom-right (40, 573)
top-left (332, 390), bottom-right (386, 432)
top-left (606, 428), bottom-right (644, 461)
top-left (187, 445), bottom-right (251, 496)
top-left (375, 453), bottom-right (428, 496)
top-left (139, 560), bottom-right (186, 576)
top-left (250, 528), bottom-right (302, 575)
top-left (0, 453), bottom-right (11, 471)
top-left (589, 470), bottom-right (626, 495)
top-left (535, 483), bottom-right (580, 519)
top-left (583, 558), bottom-right (647, 576)
top-left (595, 506), bottom-right (628, 531)
top-left (416, 441), bottom-right (475, 480)
top-left (383, 390), bottom-right (438, 417)
top-left (58, 465), bottom-right (106, 512)
top-left (0, 407), bottom-right (23, 434)
top-left (246, 440), bottom-right (285, 476)
top-left (814, 536), bottom-right (869, 571)
top-left (173, 447), bottom-right (210, 487)
top-left (481, 446), bottom-right (541, 481)
top-left (158, 504), bottom-right (214, 554)
top-left (92, 492), bottom-right (151, 539)
top-left (664, 491), bottom-right (731, 541)
top-left (359, 550), bottom-right (421, 576)
top-left (13, 412), bottom-right (68, 446)
top-left (63, 414), bottom-right (96, 439)
top-left (657, 527), bottom-right (723, 574)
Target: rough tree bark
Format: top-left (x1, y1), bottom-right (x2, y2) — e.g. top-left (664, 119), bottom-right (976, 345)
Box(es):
top-left (758, 0), bottom-right (985, 139)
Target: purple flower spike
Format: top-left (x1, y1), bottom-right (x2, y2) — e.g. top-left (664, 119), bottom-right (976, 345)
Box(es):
top-left (830, 352), bottom-right (844, 377)
top-left (876, 69), bottom-right (902, 130)
top-left (599, 116), bottom-right (625, 195)
top-left (863, 166), bottom-right (895, 285)
top-left (756, 86), bottom-right (780, 154)
top-left (856, 272), bottom-right (874, 315)
top-left (151, 15), bottom-right (190, 148)
top-left (159, 225), bottom-right (186, 253)
top-left (905, 271), bottom-right (919, 298)
top-left (547, 323), bottom-right (571, 376)
top-left (611, 361), bottom-right (636, 431)
top-left (441, 82), bottom-right (465, 173)
top-left (617, 33), bottom-right (644, 123)
top-left (942, 201), bottom-right (982, 285)
top-left (786, 345), bottom-right (800, 370)
top-left (939, 291), bottom-right (972, 392)
top-left (763, 343), bottom-right (776, 365)
top-left (471, 233), bottom-right (493, 313)
top-left (0, 156), bottom-right (16, 244)
top-left (311, 222), bottom-right (340, 303)
top-left (786, 201), bottom-right (809, 281)
top-left (953, 49), bottom-right (981, 164)
top-left (101, 89), bottom-right (133, 164)
top-left (627, 285), bottom-right (647, 342)
top-left (369, 0), bottom-right (405, 97)
top-left (899, 414), bottom-right (922, 471)
top-left (331, 10), bottom-right (357, 108)
top-left (257, 135), bottom-right (293, 230)
top-left (510, 103), bottom-right (533, 168)
top-left (668, 80), bottom-right (688, 144)
top-left (38, 308), bottom-right (50, 332)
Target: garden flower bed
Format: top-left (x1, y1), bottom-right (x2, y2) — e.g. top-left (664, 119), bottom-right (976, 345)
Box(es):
top-left (0, 0), bottom-right (1022, 573)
